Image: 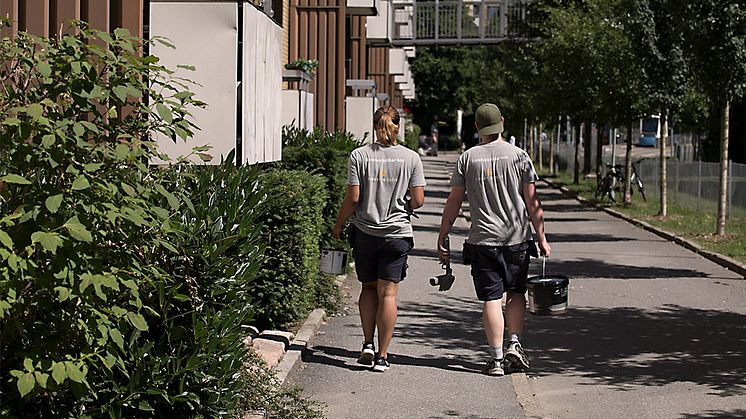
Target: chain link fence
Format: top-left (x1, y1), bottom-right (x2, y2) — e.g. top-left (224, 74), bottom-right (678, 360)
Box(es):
top-left (553, 143), bottom-right (746, 215)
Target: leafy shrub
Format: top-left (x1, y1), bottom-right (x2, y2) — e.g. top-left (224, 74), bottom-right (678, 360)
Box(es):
top-left (242, 351), bottom-right (324, 418)
top-left (138, 154), bottom-right (265, 417)
top-left (0, 22), bottom-right (267, 417)
top-left (252, 169), bottom-right (327, 330)
top-left (282, 124), bottom-right (360, 152)
top-left (404, 123), bottom-right (422, 151)
top-left (284, 59), bottom-right (320, 75)
top-left (281, 125), bottom-right (360, 251)
top-left (443, 133), bottom-right (462, 151)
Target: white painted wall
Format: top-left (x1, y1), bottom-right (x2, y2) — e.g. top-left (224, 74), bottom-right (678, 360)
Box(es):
top-left (281, 90), bottom-right (314, 131)
top-left (345, 96), bottom-right (378, 144)
top-left (150, 2), bottom-right (238, 164)
top-left (243, 6), bottom-right (283, 164)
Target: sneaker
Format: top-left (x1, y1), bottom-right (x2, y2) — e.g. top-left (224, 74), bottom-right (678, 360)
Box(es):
top-left (505, 341), bottom-right (530, 371)
top-left (357, 342), bottom-right (375, 367)
top-left (372, 356), bottom-right (390, 372)
top-left (484, 358), bottom-right (505, 376)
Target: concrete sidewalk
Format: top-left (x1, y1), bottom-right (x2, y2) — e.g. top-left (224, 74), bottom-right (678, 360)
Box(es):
top-left (288, 152), bottom-right (746, 418)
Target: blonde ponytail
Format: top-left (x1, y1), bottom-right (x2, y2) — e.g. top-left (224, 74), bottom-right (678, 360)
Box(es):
top-left (373, 106), bottom-right (400, 146)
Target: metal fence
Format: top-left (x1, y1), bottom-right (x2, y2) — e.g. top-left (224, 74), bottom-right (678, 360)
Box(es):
top-left (553, 143), bottom-right (746, 214)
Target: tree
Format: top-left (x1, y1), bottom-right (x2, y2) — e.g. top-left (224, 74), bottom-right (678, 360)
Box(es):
top-left (531, 0), bottom-right (644, 186)
top-left (685, 0), bottom-right (746, 235)
top-left (409, 45), bottom-right (516, 135)
top-left (626, 0), bottom-right (690, 217)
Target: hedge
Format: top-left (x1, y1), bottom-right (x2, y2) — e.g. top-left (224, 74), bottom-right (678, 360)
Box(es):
top-left (251, 169), bottom-right (328, 330)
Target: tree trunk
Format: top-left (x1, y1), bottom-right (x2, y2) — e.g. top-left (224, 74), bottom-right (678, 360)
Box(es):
top-left (538, 123), bottom-right (544, 171)
top-left (596, 122), bottom-right (604, 182)
top-left (573, 122), bottom-right (581, 184)
top-left (716, 99), bottom-right (730, 236)
top-left (529, 123), bottom-right (535, 160)
top-left (659, 112), bottom-right (668, 217)
top-left (624, 119), bottom-right (633, 204)
top-left (549, 121), bottom-right (560, 176)
top-left (583, 122), bottom-right (589, 174)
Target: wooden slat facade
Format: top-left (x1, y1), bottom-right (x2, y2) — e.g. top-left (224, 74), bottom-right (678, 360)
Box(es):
top-left (4, 0), bottom-right (410, 134)
top-left (368, 45), bottom-right (400, 108)
top-left (0, 0), bottom-right (142, 38)
top-left (347, 15), bottom-right (366, 80)
top-left (289, 0), bottom-right (346, 130)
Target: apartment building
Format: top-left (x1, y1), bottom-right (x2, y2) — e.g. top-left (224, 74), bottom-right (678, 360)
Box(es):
top-left (0, 0), bottom-right (415, 162)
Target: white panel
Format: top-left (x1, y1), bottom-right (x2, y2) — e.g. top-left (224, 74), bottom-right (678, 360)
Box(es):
top-left (243, 6), bottom-right (283, 164)
top-left (388, 48), bottom-right (406, 74)
top-left (150, 2), bottom-right (237, 165)
top-left (346, 96), bottom-right (378, 144)
top-left (281, 90), bottom-right (314, 131)
top-left (366, 0), bottom-right (390, 40)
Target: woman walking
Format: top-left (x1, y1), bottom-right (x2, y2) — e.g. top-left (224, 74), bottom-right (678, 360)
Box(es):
top-left (332, 106), bottom-right (426, 372)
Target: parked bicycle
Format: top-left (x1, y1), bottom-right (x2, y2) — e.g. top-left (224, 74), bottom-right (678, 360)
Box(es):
top-left (595, 162), bottom-right (646, 203)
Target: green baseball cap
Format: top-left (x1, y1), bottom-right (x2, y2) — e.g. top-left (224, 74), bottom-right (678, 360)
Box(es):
top-left (475, 103), bottom-right (504, 136)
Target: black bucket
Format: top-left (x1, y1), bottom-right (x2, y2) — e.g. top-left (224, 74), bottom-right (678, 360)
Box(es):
top-left (527, 275), bottom-right (570, 315)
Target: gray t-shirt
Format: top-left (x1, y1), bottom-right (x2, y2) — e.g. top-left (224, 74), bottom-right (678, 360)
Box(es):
top-left (450, 140), bottom-right (538, 246)
top-left (348, 143), bottom-right (426, 237)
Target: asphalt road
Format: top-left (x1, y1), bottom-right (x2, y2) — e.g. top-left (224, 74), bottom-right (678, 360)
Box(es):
top-left (288, 152), bottom-right (746, 419)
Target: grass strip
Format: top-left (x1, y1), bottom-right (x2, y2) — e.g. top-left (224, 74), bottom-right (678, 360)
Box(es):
top-left (541, 170), bottom-right (746, 265)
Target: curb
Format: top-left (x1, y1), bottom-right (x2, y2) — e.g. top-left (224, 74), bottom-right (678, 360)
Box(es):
top-left (542, 178), bottom-right (746, 279)
top-left (271, 274), bottom-right (348, 386)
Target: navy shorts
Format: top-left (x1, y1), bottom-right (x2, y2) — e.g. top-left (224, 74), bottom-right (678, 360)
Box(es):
top-left (351, 226), bottom-right (414, 283)
top-left (469, 241), bottom-right (531, 301)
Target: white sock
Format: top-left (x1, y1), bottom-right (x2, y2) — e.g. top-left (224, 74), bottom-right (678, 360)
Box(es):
top-left (509, 333), bottom-right (520, 343)
top-left (488, 346), bottom-right (503, 359)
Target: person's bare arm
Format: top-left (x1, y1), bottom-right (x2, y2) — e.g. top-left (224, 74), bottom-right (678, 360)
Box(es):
top-left (332, 185), bottom-right (360, 239)
top-left (408, 186), bottom-right (425, 210)
top-left (523, 182), bottom-right (551, 257)
top-left (437, 186), bottom-right (465, 261)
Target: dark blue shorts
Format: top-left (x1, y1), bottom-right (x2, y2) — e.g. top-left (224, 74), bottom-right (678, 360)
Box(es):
top-left (469, 241), bottom-right (531, 301)
top-left (350, 226), bottom-right (413, 283)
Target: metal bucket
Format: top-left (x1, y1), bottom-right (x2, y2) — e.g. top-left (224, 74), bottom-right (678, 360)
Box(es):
top-left (320, 249), bottom-right (348, 274)
top-left (527, 275), bottom-right (569, 315)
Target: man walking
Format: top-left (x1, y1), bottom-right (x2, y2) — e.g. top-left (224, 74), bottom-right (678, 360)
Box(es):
top-left (437, 103), bottom-right (551, 376)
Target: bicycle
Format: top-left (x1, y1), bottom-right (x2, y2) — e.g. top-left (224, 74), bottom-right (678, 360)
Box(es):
top-left (595, 162), bottom-right (646, 203)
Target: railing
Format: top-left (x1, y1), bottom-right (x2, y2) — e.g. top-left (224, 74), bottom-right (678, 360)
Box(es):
top-left (390, 0), bottom-right (528, 45)
top-left (554, 144), bottom-right (746, 214)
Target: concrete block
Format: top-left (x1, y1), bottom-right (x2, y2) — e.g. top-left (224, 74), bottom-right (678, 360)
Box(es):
top-left (252, 338), bottom-right (285, 369)
top-left (259, 330), bottom-right (294, 350)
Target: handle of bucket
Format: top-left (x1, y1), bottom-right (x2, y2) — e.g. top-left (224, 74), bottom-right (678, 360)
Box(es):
top-left (542, 256), bottom-right (546, 277)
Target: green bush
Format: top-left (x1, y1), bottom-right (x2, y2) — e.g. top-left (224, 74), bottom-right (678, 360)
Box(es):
top-left (146, 155), bottom-right (266, 417)
top-left (252, 169), bottom-right (328, 330)
top-left (0, 23), bottom-right (205, 416)
top-left (281, 125), bottom-right (359, 251)
top-left (405, 123), bottom-right (422, 151)
top-left (0, 22), bottom-right (272, 417)
top-left (443, 134), bottom-right (462, 151)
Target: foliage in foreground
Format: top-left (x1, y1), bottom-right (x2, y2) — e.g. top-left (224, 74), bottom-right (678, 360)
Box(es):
top-left (0, 23), bottom-right (268, 417)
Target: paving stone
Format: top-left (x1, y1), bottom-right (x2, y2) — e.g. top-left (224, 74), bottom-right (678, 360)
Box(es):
top-left (252, 338), bottom-right (285, 369)
top-left (258, 330), bottom-right (294, 350)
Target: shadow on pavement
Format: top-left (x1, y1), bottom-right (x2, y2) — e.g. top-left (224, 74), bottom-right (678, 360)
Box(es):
top-left (541, 203), bottom-right (591, 213)
top-left (544, 217), bottom-right (600, 223)
top-left (414, 224), bottom-right (470, 235)
top-left (304, 346), bottom-right (484, 375)
top-left (408, 248), bottom-right (454, 261)
top-left (546, 233), bottom-right (637, 243)
top-left (680, 409), bottom-right (746, 418)
top-left (542, 258), bottom-right (712, 279)
top-left (425, 189), bottom-right (451, 199)
top-left (525, 304), bottom-right (746, 397)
